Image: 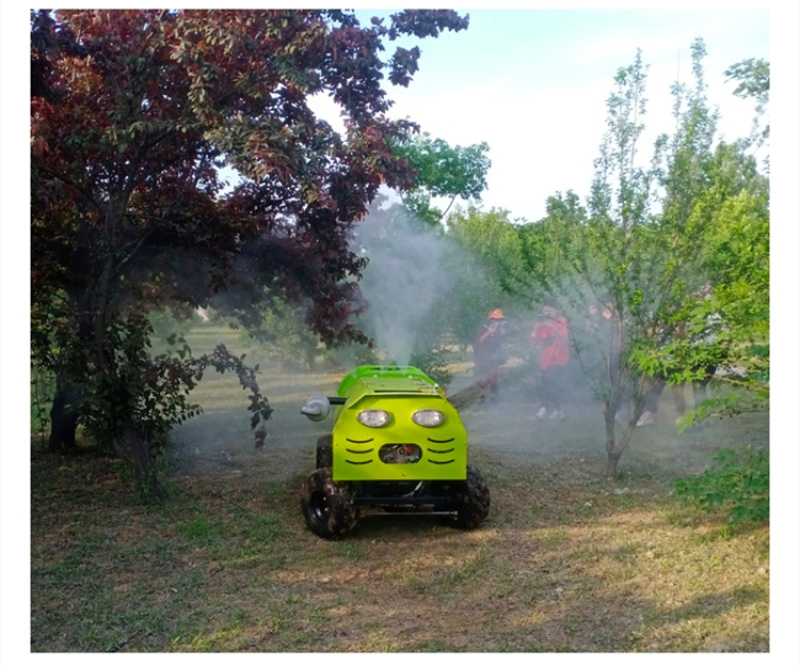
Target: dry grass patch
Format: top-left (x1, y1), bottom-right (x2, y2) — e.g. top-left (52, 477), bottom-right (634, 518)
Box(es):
top-left (31, 446), bottom-right (768, 652)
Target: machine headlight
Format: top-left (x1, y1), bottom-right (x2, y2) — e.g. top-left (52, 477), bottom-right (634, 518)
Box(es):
top-left (357, 409), bottom-right (391, 428)
top-left (411, 409), bottom-right (445, 427)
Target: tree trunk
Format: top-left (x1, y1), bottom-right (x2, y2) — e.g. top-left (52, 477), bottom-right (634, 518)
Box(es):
top-left (603, 408), bottom-right (621, 480)
top-left (603, 403), bottom-right (633, 481)
top-left (48, 377), bottom-right (81, 451)
top-left (606, 450), bottom-right (622, 480)
top-left (114, 420), bottom-right (164, 501)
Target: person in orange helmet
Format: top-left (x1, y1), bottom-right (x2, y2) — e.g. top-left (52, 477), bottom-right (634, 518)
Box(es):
top-left (473, 309), bottom-right (507, 402)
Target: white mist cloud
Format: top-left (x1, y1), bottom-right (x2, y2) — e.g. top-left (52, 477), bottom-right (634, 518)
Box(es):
top-left (354, 212), bottom-right (453, 365)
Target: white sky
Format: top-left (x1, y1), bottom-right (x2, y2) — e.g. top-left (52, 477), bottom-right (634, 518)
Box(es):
top-left (356, 7), bottom-right (771, 221)
top-left (2, 3), bottom-right (799, 662)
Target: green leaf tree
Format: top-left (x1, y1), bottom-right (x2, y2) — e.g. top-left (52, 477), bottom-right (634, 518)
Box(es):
top-left (724, 57), bottom-right (769, 160)
top-left (389, 132), bottom-right (491, 225)
top-left (444, 207), bottom-right (527, 347)
top-left (525, 40), bottom-right (765, 479)
top-left (670, 141), bottom-right (769, 430)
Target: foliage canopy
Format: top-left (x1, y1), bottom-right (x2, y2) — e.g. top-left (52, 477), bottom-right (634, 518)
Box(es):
top-left (30, 8), bottom-right (469, 493)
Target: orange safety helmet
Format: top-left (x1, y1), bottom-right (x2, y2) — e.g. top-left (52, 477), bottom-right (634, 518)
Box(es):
top-left (488, 308), bottom-right (506, 320)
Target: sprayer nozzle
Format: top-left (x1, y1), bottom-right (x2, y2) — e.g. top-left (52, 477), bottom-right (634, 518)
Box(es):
top-left (300, 395), bottom-right (332, 422)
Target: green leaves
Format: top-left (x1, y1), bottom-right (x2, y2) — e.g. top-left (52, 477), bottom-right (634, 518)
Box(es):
top-left (388, 131), bottom-right (491, 224)
top-left (674, 446), bottom-right (769, 524)
top-left (503, 40), bottom-right (770, 481)
top-left (725, 58), bottom-right (769, 103)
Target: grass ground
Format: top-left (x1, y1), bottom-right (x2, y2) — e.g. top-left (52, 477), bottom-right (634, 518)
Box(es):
top-left (29, 324), bottom-right (770, 652)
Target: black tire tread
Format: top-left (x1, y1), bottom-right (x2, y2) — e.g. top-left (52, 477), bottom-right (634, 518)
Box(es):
top-left (301, 467), bottom-right (358, 539)
top-left (453, 464), bottom-right (491, 529)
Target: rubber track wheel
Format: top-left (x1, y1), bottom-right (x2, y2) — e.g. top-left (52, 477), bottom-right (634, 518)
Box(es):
top-left (301, 467), bottom-right (358, 539)
top-left (453, 464), bottom-right (491, 529)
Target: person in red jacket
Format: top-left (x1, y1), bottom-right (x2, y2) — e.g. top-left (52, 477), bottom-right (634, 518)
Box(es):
top-left (530, 304), bottom-right (571, 419)
top-left (473, 309), bottom-right (507, 402)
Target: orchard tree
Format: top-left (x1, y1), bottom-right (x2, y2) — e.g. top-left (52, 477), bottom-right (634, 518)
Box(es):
top-left (444, 207), bottom-right (527, 347)
top-left (517, 190), bottom-right (590, 302)
top-left (643, 56), bottom-right (769, 431)
top-left (592, 41), bottom-right (722, 479)
top-left (530, 40), bottom-right (742, 479)
top-left (666, 139), bottom-right (769, 430)
top-left (30, 8), bottom-right (469, 496)
top-left (388, 131), bottom-right (491, 226)
top-left (725, 57), bottom-right (769, 159)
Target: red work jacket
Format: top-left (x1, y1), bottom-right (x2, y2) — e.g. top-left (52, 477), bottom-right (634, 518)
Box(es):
top-left (530, 316), bottom-right (570, 370)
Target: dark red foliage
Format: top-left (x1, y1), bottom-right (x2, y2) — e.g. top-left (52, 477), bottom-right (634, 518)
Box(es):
top-left (31, 8), bottom-right (468, 337)
top-left (30, 9), bottom-right (468, 482)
